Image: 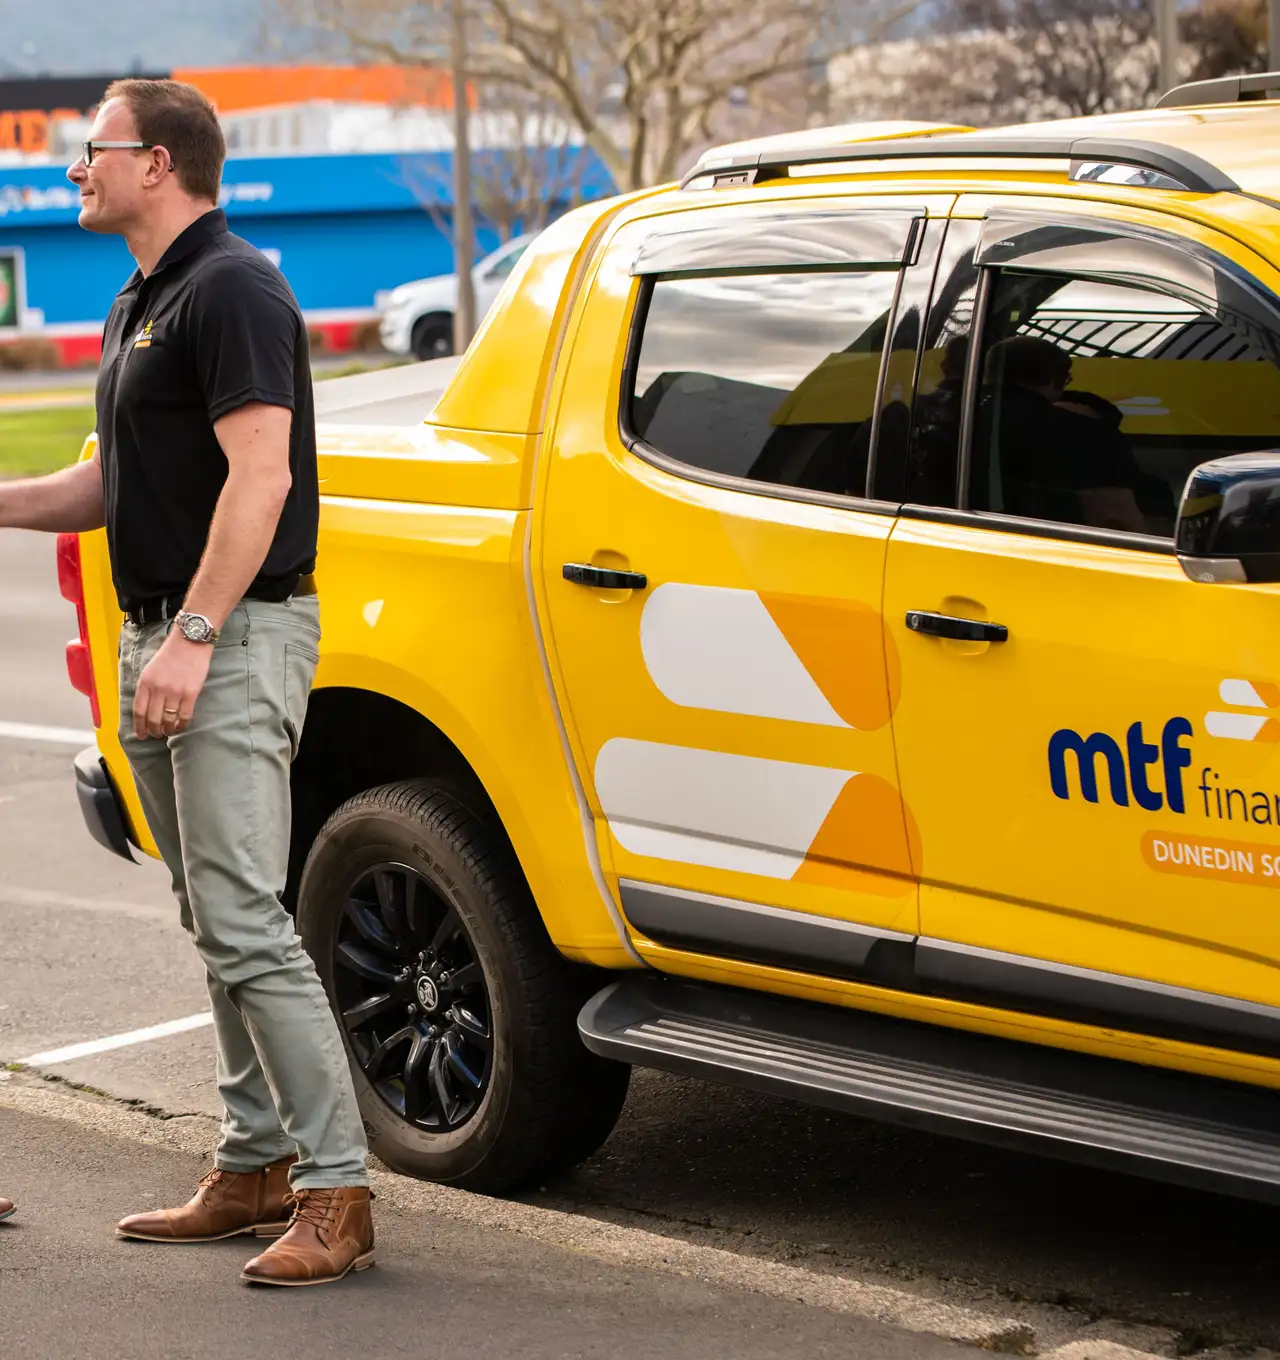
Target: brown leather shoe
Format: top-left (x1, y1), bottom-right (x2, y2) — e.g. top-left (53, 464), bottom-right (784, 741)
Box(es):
top-left (240, 1186), bottom-right (375, 1286)
top-left (0, 1196), bottom-right (14, 1223)
top-left (116, 1157), bottom-right (296, 1243)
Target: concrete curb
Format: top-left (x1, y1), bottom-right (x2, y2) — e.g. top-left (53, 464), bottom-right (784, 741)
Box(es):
top-left (369, 1169), bottom-right (1036, 1352)
top-left (0, 1075), bottom-right (1041, 1351)
top-left (0, 1074), bottom-right (1215, 1360)
top-left (1039, 1347), bottom-right (1165, 1360)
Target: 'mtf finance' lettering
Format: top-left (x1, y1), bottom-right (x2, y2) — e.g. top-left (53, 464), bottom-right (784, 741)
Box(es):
top-left (1049, 718), bottom-right (1192, 812)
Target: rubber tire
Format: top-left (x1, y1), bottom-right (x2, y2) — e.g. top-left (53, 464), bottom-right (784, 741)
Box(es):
top-left (297, 779), bottom-right (631, 1192)
top-left (410, 316), bottom-right (455, 360)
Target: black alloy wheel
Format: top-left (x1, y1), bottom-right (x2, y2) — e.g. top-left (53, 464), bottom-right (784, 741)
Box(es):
top-left (299, 780), bottom-right (631, 1190)
top-left (411, 317), bottom-right (455, 360)
top-left (336, 862), bottom-right (493, 1132)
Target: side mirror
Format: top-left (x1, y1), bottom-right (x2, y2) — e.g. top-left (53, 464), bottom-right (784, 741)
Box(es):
top-left (1176, 452), bottom-right (1280, 583)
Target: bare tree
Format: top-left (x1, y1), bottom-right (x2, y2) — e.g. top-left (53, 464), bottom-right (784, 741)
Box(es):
top-left (831, 0), bottom-right (1163, 128)
top-left (450, 0), bottom-right (477, 350)
top-left (1181, 0), bottom-right (1270, 80)
top-left (394, 86), bottom-right (594, 245)
top-left (470, 96), bottom-right (594, 239)
top-left (831, 0), bottom-right (1275, 131)
top-left (943, 0), bottom-right (1160, 117)
top-left (276, 0), bottom-right (934, 189)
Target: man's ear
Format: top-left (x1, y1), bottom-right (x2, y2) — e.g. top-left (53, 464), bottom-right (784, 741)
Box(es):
top-left (143, 146), bottom-right (173, 188)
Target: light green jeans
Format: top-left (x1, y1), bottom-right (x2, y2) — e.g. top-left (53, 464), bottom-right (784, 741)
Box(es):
top-left (118, 595), bottom-right (368, 1189)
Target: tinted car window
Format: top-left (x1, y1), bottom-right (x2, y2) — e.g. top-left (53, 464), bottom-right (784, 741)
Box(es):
top-left (487, 242), bottom-right (528, 280)
top-left (628, 270), bottom-right (900, 498)
top-left (971, 271), bottom-right (1280, 537)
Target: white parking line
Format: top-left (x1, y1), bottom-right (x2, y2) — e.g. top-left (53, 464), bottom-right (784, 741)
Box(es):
top-left (17, 1013), bottom-right (213, 1067)
top-left (0, 886), bottom-right (171, 923)
top-left (0, 720), bottom-right (95, 747)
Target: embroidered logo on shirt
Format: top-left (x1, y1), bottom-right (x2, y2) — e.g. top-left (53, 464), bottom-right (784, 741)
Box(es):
top-left (132, 319), bottom-right (155, 349)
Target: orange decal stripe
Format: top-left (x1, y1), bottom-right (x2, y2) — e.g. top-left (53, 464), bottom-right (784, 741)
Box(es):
top-left (1255, 681), bottom-right (1280, 709)
top-left (792, 772), bottom-right (920, 897)
top-left (759, 593), bottom-right (899, 731)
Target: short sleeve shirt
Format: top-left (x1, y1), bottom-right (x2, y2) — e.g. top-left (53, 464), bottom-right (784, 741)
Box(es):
top-left (95, 209), bottom-right (318, 612)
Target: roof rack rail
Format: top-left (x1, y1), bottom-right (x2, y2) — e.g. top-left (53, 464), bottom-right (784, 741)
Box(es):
top-left (1156, 70), bottom-right (1280, 108)
top-left (681, 135), bottom-right (1238, 196)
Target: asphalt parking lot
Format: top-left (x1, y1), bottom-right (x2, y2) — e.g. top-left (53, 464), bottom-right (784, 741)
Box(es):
top-left (4, 1095), bottom-right (990, 1360)
top-left (3, 527), bottom-right (1280, 1357)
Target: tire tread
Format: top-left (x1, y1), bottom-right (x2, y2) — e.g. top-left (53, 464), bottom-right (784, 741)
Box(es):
top-left (305, 779), bottom-right (628, 1192)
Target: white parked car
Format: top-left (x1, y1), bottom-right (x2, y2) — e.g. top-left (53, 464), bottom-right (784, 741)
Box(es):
top-left (377, 234), bottom-right (535, 360)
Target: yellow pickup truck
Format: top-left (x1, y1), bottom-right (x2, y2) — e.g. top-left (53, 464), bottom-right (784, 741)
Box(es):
top-left (60, 75), bottom-right (1280, 1200)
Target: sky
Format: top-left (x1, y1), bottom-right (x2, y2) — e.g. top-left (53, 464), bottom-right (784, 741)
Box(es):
top-left (0, 0), bottom-right (270, 76)
top-left (0, 0), bottom-right (1191, 82)
top-left (1, 1), bottom-right (938, 79)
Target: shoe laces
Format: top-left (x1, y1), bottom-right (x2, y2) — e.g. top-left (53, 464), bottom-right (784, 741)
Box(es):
top-left (198, 1168), bottom-right (225, 1192)
top-left (286, 1188), bottom-right (339, 1231)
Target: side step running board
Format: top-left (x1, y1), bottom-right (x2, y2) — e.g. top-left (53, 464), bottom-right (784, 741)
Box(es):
top-left (579, 974), bottom-right (1280, 1203)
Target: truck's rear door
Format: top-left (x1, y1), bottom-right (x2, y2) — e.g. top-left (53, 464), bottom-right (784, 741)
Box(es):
top-left (533, 194), bottom-right (955, 978)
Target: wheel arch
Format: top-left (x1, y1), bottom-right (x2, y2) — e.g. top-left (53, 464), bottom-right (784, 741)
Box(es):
top-left (287, 669), bottom-right (631, 966)
top-left (298, 775), bottom-right (632, 1190)
top-left (288, 682), bottom-right (498, 914)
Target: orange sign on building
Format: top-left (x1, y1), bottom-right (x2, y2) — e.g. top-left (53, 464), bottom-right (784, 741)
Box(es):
top-left (0, 72), bottom-right (135, 154)
top-left (0, 109), bottom-right (83, 154)
top-left (172, 65), bottom-right (465, 113)
top-left (0, 65), bottom-right (461, 155)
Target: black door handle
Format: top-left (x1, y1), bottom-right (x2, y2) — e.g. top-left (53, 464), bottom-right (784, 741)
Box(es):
top-left (906, 610), bottom-right (1008, 643)
top-left (563, 562), bottom-right (648, 590)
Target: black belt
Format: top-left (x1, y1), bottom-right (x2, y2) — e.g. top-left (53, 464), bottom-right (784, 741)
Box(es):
top-left (126, 573), bottom-right (317, 627)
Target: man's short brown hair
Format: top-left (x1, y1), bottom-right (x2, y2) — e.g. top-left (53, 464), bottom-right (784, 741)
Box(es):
top-left (103, 79), bottom-right (225, 203)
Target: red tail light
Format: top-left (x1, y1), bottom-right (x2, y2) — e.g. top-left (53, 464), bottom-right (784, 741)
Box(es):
top-left (56, 532), bottom-right (83, 604)
top-left (56, 533), bottom-right (101, 729)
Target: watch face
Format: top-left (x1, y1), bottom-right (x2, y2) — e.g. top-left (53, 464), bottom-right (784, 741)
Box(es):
top-left (180, 614), bottom-right (210, 642)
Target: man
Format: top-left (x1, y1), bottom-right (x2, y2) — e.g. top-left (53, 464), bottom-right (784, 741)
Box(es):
top-left (0, 79), bottom-right (373, 1286)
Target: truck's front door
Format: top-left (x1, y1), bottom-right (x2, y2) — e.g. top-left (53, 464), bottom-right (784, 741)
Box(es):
top-left (883, 198), bottom-right (1280, 1045)
top-left (534, 197), bottom-right (957, 980)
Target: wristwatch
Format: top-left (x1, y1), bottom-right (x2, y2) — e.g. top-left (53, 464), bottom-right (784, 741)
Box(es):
top-left (174, 610), bottom-right (218, 644)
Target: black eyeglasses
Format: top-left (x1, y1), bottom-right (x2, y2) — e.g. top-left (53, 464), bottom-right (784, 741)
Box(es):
top-left (81, 140), bottom-right (157, 166)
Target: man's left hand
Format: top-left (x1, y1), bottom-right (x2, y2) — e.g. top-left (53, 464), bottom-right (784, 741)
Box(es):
top-left (134, 632), bottom-right (215, 739)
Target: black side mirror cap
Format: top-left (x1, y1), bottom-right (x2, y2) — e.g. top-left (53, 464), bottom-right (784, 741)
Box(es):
top-left (1176, 452), bottom-right (1280, 584)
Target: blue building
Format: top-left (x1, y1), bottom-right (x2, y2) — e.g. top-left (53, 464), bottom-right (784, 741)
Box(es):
top-left (0, 147), bottom-right (613, 360)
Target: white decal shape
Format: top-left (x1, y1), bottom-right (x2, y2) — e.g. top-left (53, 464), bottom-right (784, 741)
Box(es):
top-left (1204, 712), bottom-right (1269, 741)
top-left (640, 583), bottom-right (848, 728)
top-left (594, 738), bottom-right (854, 878)
top-left (1219, 679), bottom-right (1268, 709)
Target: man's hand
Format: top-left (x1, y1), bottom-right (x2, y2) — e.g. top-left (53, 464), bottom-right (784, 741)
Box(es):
top-left (134, 632), bottom-right (215, 739)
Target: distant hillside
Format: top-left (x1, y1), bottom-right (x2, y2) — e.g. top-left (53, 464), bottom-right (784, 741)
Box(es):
top-left (5, 0), bottom-right (280, 76)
